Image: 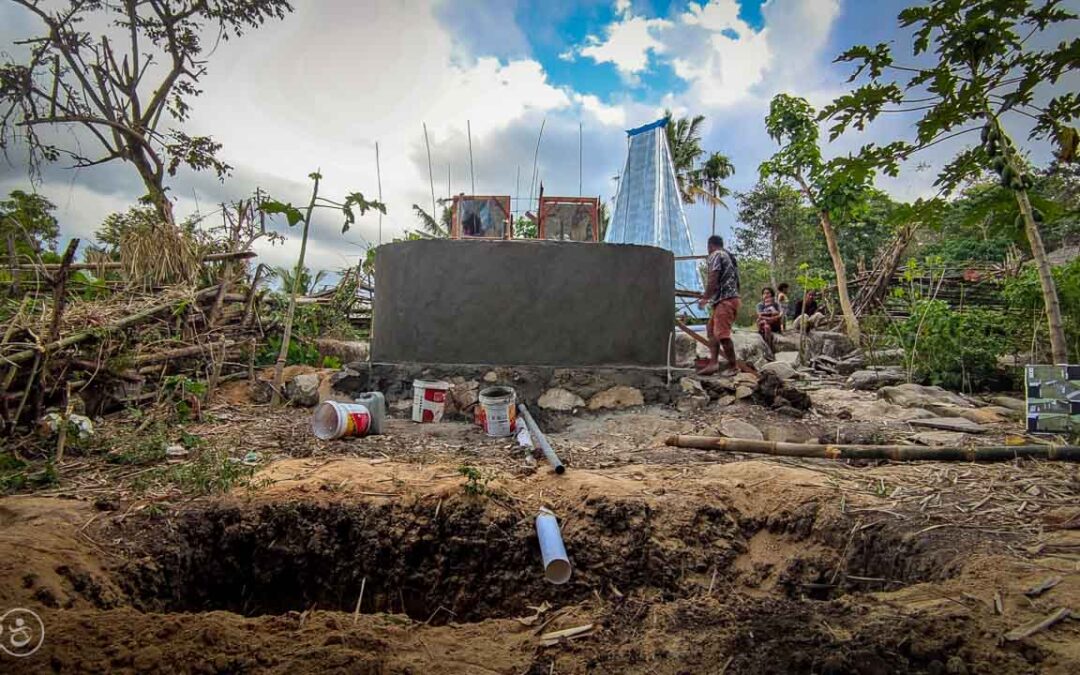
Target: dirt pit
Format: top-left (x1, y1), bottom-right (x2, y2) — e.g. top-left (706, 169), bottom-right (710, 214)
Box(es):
top-left (4, 454), bottom-right (1071, 674)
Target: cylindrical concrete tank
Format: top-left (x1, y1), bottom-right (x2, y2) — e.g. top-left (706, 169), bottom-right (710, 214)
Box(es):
top-left (371, 240), bottom-right (675, 366)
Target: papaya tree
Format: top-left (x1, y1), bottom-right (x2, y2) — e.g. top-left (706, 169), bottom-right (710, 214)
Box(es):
top-left (260, 173), bottom-right (384, 407)
top-left (760, 93), bottom-right (871, 342)
top-left (819, 0), bottom-right (1077, 362)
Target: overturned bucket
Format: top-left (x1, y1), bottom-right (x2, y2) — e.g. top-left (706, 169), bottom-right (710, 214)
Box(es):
top-left (412, 380), bottom-right (451, 423)
top-left (478, 386), bottom-right (517, 437)
top-left (312, 401), bottom-right (373, 440)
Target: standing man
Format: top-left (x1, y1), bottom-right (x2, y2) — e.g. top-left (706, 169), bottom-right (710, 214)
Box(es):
top-left (697, 235), bottom-right (741, 376)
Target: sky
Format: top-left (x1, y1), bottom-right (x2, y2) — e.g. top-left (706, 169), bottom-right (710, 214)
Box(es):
top-left (0, 0), bottom-right (1075, 277)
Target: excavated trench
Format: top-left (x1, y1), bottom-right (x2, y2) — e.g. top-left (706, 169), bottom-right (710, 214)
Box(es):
top-left (116, 495), bottom-right (965, 624)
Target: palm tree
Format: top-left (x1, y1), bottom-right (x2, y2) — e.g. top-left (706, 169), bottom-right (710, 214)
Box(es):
top-left (271, 265), bottom-right (326, 295)
top-left (664, 110), bottom-right (706, 204)
top-left (411, 202), bottom-right (451, 238)
top-left (691, 152), bottom-right (735, 236)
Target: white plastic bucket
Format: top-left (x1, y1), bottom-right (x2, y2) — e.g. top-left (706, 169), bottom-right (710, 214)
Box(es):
top-left (311, 401), bottom-right (372, 440)
top-left (478, 386), bottom-right (517, 437)
top-left (412, 380), bottom-right (451, 423)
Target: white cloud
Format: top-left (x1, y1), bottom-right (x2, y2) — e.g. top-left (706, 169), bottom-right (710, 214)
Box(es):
top-left (578, 3), bottom-right (672, 80)
top-left (574, 94), bottom-right (627, 127)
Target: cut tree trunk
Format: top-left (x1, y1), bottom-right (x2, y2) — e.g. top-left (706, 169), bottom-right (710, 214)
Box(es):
top-left (1016, 189), bottom-right (1068, 363)
top-left (819, 210), bottom-right (860, 343)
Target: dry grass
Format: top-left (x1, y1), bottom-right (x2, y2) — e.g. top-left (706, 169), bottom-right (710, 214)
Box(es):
top-left (120, 222), bottom-right (200, 287)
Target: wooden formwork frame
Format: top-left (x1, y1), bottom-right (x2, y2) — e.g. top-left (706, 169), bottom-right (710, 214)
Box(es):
top-left (450, 195), bottom-right (512, 240)
top-left (537, 196), bottom-right (600, 242)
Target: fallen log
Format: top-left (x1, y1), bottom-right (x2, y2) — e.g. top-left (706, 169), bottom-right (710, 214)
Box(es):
top-left (664, 435), bottom-right (1080, 462)
top-left (3, 285), bottom-right (221, 366)
top-left (131, 339), bottom-right (237, 366)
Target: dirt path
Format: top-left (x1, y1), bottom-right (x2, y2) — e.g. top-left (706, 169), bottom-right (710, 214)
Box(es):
top-left (1, 397), bottom-right (1078, 673)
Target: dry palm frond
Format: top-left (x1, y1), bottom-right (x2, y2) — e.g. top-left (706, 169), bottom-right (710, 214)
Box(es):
top-left (120, 222), bottom-right (199, 288)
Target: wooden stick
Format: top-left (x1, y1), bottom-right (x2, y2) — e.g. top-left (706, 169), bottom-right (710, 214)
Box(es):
top-left (1003, 607), bottom-right (1073, 641)
top-left (539, 623), bottom-right (594, 646)
top-left (675, 318), bottom-right (710, 348)
top-left (131, 339), bottom-right (235, 366)
top-left (11, 250), bottom-right (256, 272)
top-left (664, 435), bottom-right (1080, 462)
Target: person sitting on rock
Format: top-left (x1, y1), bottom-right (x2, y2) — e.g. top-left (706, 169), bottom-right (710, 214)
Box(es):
top-left (791, 290), bottom-right (825, 332)
top-left (756, 287), bottom-right (783, 352)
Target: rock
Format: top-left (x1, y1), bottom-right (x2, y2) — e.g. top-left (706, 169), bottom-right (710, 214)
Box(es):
top-left (759, 361), bottom-right (797, 381)
top-left (868, 348), bottom-right (906, 365)
top-left (446, 378), bottom-right (480, 415)
top-left (804, 330), bottom-right (856, 360)
top-left (810, 387), bottom-right (934, 423)
top-left (676, 396), bottom-right (710, 414)
top-left (880, 383), bottom-right (970, 410)
top-left (734, 372), bottom-right (759, 388)
top-left (700, 376), bottom-right (735, 397)
top-left (538, 387), bottom-right (585, 412)
top-left (773, 332), bottom-right (801, 353)
top-left (937, 405), bottom-right (1008, 424)
top-left (721, 418), bottom-right (764, 441)
top-left (587, 386), bottom-right (644, 410)
top-left (670, 332), bottom-right (699, 368)
top-left (483, 371), bottom-right (499, 383)
top-left (731, 329), bottom-right (770, 363)
top-left (983, 405), bottom-right (1021, 421)
top-left (775, 351), bottom-right (800, 366)
top-left (716, 394), bottom-right (735, 406)
top-left (912, 431), bottom-right (968, 446)
top-left (847, 368), bottom-right (906, 391)
top-left (908, 417), bottom-right (988, 434)
top-left (988, 395), bottom-right (1025, 413)
top-left (328, 367), bottom-right (368, 398)
top-left (836, 352), bottom-right (866, 373)
top-left (285, 373), bottom-right (321, 407)
top-left (735, 385), bottom-right (754, 400)
top-left (755, 372), bottom-right (812, 410)
top-left (679, 377), bottom-right (706, 395)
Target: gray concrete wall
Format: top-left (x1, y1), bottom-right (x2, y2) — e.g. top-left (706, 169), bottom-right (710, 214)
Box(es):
top-left (371, 240), bottom-right (674, 366)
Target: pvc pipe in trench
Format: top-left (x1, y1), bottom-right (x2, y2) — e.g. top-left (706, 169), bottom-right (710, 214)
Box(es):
top-left (517, 404), bottom-right (565, 474)
top-left (535, 507), bottom-right (572, 584)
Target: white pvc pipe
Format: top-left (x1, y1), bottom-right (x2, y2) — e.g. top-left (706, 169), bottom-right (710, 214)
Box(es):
top-left (535, 508), bottom-right (572, 584)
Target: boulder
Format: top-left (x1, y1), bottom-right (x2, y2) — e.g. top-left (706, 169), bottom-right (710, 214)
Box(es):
top-left (908, 417), bottom-right (988, 434)
top-left (804, 330), bottom-right (856, 360)
top-left (676, 395), bottom-right (710, 414)
top-left (773, 333), bottom-right (801, 353)
top-left (315, 338), bottom-right (369, 365)
top-left (679, 376), bottom-right (706, 395)
top-left (988, 395), bottom-right (1025, 414)
top-left (835, 354), bottom-right (866, 376)
top-left (735, 385), bottom-right (754, 400)
top-left (446, 378), bottom-right (480, 415)
top-left (285, 373), bottom-right (321, 407)
top-left (759, 361), bottom-right (798, 381)
top-left (587, 386), bottom-right (644, 410)
top-left (868, 348), bottom-right (906, 366)
top-left (925, 405), bottom-right (1007, 425)
top-left (731, 329), bottom-right (770, 363)
top-left (847, 368), bottom-right (907, 391)
top-left (880, 383), bottom-right (970, 409)
top-left (721, 418), bottom-right (764, 441)
top-left (775, 351), bottom-right (800, 366)
top-left (538, 388), bottom-right (585, 412)
top-left (670, 332), bottom-right (699, 368)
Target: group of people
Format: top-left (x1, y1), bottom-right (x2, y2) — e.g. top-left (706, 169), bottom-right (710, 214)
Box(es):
top-left (696, 235), bottom-right (825, 377)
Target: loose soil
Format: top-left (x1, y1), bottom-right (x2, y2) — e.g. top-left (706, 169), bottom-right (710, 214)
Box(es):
top-left (1, 389), bottom-right (1078, 673)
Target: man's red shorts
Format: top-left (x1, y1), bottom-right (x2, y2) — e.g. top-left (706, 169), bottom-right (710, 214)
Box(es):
top-left (709, 297), bottom-right (741, 340)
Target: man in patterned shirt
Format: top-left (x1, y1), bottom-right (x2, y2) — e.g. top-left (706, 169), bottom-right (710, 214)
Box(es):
top-left (697, 235), bottom-right (741, 376)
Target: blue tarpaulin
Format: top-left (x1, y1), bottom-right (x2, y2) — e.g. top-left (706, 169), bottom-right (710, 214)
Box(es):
top-left (605, 117), bottom-right (702, 297)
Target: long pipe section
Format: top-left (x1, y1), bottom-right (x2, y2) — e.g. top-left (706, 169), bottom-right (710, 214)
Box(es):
top-left (517, 404), bottom-right (565, 474)
top-left (665, 435), bottom-right (1080, 462)
top-left (535, 508), bottom-right (572, 584)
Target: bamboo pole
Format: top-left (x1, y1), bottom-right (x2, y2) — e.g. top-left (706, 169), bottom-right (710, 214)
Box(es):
top-left (665, 435), bottom-right (1080, 462)
top-left (12, 250), bottom-right (256, 273)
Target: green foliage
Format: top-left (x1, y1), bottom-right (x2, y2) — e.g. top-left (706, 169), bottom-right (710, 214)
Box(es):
top-left (896, 300), bottom-right (1008, 391)
top-left (258, 333), bottom-right (321, 367)
top-left (150, 450), bottom-right (258, 496)
top-left (514, 216), bottom-right (537, 239)
top-left (919, 237), bottom-right (1014, 264)
top-left (1004, 258), bottom-right (1080, 360)
top-left (162, 375), bottom-right (207, 422)
top-left (458, 464), bottom-right (490, 497)
top-left (412, 202), bottom-right (452, 238)
top-left (270, 265), bottom-right (326, 295)
top-left (0, 189), bottom-right (59, 256)
top-left (665, 110), bottom-right (733, 207)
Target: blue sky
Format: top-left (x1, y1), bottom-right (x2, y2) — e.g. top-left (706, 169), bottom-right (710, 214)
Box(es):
top-left (1, 0), bottom-right (1074, 275)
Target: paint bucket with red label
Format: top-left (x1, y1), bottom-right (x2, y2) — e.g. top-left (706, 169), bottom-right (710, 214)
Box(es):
top-left (412, 380), bottom-right (451, 423)
top-left (311, 401), bottom-right (372, 440)
top-left (477, 386), bottom-right (517, 437)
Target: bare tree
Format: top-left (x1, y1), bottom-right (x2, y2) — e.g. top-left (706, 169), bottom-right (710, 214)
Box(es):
top-left (0, 0), bottom-right (293, 224)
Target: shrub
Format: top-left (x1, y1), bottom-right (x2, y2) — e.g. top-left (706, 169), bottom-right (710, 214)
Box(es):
top-left (897, 299), bottom-right (1009, 391)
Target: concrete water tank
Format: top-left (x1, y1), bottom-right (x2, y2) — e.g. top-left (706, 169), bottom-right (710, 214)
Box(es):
top-left (371, 239), bottom-right (675, 366)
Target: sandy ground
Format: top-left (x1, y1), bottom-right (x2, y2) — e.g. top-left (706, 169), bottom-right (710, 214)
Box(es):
top-left (0, 385), bottom-right (1077, 674)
